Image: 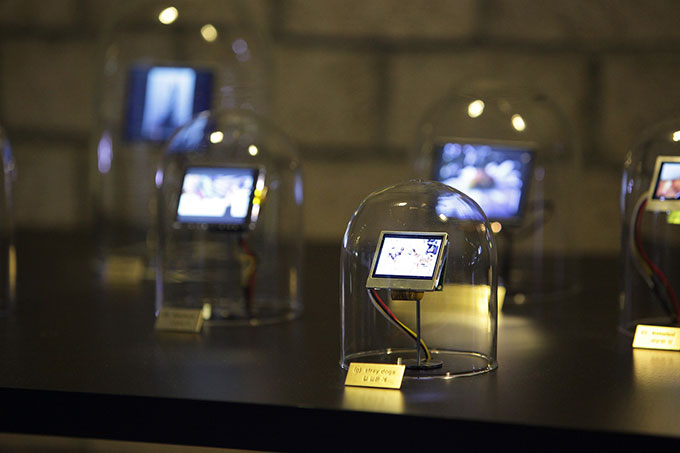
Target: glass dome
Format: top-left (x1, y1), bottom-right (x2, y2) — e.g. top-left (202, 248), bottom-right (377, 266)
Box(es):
top-left (414, 81), bottom-right (580, 304)
top-left (621, 118), bottom-right (680, 334)
top-left (156, 109), bottom-right (303, 325)
top-left (91, 0), bottom-right (269, 280)
top-left (0, 125), bottom-right (16, 317)
top-left (341, 180), bottom-right (498, 379)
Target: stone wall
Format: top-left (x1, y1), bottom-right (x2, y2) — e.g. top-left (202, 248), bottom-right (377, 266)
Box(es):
top-left (3, 0), bottom-right (680, 253)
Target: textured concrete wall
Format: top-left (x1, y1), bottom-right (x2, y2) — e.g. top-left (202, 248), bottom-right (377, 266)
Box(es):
top-left (2, 0), bottom-right (680, 253)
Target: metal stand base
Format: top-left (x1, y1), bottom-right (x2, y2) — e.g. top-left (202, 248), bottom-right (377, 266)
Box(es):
top-left (404, 359), bottom-right (443, 370)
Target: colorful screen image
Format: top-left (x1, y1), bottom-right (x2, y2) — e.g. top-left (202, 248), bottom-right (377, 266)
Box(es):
top-left (176, 167), bottom-right (257, 226)
top-left (434, 142), bottom-right (534, 222)
top-left (372, 234), bottom-right (444, 280)
top-left (652, 161), bottom-right (680, 201)
top-left (125, 65), bottom-right (213, 142)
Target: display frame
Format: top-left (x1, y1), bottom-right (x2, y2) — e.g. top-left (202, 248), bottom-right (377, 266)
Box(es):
top-left (174, 164), bottom-right (264, 231)
top-left (647, 155), bottom-right (680, 211)
top-left (432, 137), bottom-right (536, 226)
top-left (366, 231), bottom-right (449, 292)
top-left (123, 62), bottom-right (215, 144)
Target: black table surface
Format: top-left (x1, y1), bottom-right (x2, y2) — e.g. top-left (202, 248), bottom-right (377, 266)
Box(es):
top-left (1, 231), bottom-right (679, 450)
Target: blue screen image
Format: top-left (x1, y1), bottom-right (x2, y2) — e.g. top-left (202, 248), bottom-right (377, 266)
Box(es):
top-left (125, 65), bottom-right (213, 142)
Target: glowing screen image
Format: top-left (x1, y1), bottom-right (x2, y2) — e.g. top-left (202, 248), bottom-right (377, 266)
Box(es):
top-left (373, 235), bottom-right (443, 279)
top-left (434, 142), bottom-right (533, 222)
top-left (177, 167), bottom-right (256, 225)
top-left (652, 161), bottom-right (680, 200)
top-left (125, 66), bottom-right (213, 142)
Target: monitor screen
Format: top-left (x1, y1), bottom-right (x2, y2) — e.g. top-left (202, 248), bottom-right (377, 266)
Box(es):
top-left (652, 161), bottom-right (680, 200)
top-left (433, 141), bottom-right (534, 223)
top-left (647, 156), bottom-right (680, 211)
top-left (373, 234), bottom-right (443, 279)
top-left (367, 231), bottom-right (448, 291)
top-left (125, 65), bottom-right (213, 143)
top-left (176, 167), bottom-right (258, 227)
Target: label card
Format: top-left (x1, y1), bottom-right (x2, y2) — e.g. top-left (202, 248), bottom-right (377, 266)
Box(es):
top-left (344, 363), bottom-right (405, 389)
top-left (155, 308), bottom-right (204, 333)
top-left (632, 324), bottom-right (680, 351)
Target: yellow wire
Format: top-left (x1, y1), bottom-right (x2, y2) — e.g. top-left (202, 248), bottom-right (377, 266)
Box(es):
top-left (391, 315), bottom-right (432, 362)
top-left (631, 235), bottom-right (652, 276)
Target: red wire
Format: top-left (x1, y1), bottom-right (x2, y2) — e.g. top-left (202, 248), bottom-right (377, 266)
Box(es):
top-left (635, 199), bottom-right (680, 320)
top-left (371, 289), bottom-right (398, 320)
top-left (371, 289), bottom-right (416, 342)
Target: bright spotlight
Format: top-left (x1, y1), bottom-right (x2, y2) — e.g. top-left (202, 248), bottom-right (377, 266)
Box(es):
top-left (201, 24), bottom-right (218, 42)
top-left (158, 6), bottom-right (178, 24)
top-left (209, 131), bottom-right (224, 143)
top-left (511, 114), bottom-right (526, 132)
top-left (467, 100), bottom-right (485, 118)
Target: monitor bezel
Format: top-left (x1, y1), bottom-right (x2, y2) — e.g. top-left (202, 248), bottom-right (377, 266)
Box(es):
top-left (432, 137), bottom-right (536, 226)
top-left (123, 63), bottom-right (215, 144)
top-left (647, 155), bottom-right (680, 211)
top-left (366, 231), bottom-right (449, 292)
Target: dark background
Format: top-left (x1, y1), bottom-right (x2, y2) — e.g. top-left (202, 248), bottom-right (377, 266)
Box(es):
top-left (4, 0), bottom-right (680, 251)
top-left (3, 3), bottom-right (680, 450)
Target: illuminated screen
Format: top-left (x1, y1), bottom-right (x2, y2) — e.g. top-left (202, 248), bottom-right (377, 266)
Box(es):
top-left (176, 167), bottom-right (257, 226)
top-left (434, 142), bottom-right (534, 222)
top-left (652, 161), bottom-right (680, 201)
top-left (125, 65), bottom-right (213, 142)
top-left (372, 234), bottom-right (444, 280)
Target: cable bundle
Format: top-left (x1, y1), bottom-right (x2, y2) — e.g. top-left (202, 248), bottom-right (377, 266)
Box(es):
top-left (630, 194), bottom-right (680, 322)
top-left (367, 289), bottom-right (431, 361)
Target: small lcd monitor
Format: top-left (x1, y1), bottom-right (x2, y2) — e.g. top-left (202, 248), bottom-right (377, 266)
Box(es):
top-left (176, 166), bottom-right (259, 229)
top-left (125, 65), bottom-right (213, 143)
top-left (647, 155), bottom-right (680, 211)
top-left (433, 140), bottom-right (534, 225)
top-left (366, 231), bottom-right (449, 292)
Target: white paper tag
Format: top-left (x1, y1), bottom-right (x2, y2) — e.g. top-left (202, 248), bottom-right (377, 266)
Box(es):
top-left (155, 308), bottom-right (204, 333)
top-left (632, 324), bottom-right (680, 351)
